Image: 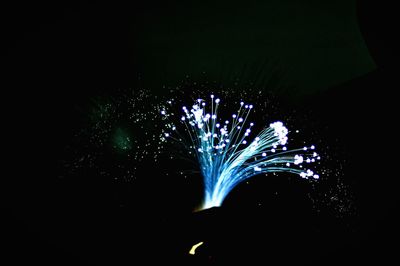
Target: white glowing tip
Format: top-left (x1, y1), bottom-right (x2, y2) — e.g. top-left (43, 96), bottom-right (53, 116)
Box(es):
top-left (164, 133), bottom-right (169, 137)
top-left (238, 118), bottom-right (243, 122)
top-left (192, 108), bottom-right (203, 123)
top-left (294, 155), bottom-right (303, 165)
top-left (311, 145), bottom-right (315, 149)
top-left (262, 152), bottom-right (267, 157)
top-left (270, 121), bottom-right (288, 145)
top-left (215, 98), bottom-right (220, 103)
top-left (211, 94), bottom-right (214, 99)
top-left (161, 110), bottom-right (166, 115)
top-left (232, 114), bottom-right (237, 118)
top-left (242, 140), bottom-right (247, 144)
top-left (254, 166), bottom-right (262, 171)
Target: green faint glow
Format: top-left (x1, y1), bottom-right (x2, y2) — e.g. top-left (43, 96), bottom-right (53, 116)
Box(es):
top-left (113, 128), bottom-right (132, 151)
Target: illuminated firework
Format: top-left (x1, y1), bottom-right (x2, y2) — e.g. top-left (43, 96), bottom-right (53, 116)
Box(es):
top-left (161, 95), bottom-right (320, 210)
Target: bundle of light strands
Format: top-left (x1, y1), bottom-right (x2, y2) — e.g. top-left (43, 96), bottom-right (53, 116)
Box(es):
top-left (160, 95), bottom-right (320, 210)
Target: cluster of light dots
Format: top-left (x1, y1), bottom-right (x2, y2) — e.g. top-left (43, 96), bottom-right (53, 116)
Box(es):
top-left (111, 90), bottom-right (179, 167)
top-left (64, 89), bottom-right (170, 182)
top-left (161, 94), bottom-right (321, 209)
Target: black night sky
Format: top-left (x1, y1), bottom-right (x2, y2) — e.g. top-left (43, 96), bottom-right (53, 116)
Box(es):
top-left (3, 1), bottom-right (397, 265)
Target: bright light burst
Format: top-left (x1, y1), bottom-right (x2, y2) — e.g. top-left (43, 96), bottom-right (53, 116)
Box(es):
top-left (161, 95), bottom-right (320, 210)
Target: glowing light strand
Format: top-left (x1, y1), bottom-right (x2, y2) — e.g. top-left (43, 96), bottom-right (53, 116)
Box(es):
top-left (161, 95), bottom-right (320, 210)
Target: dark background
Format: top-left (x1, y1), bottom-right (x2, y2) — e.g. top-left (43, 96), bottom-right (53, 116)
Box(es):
top-left (3, 1), bottom-right (397, 265)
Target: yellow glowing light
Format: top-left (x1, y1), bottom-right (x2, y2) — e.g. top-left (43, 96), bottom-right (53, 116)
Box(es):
top-left (189, 241), bottom-right (204, 255)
